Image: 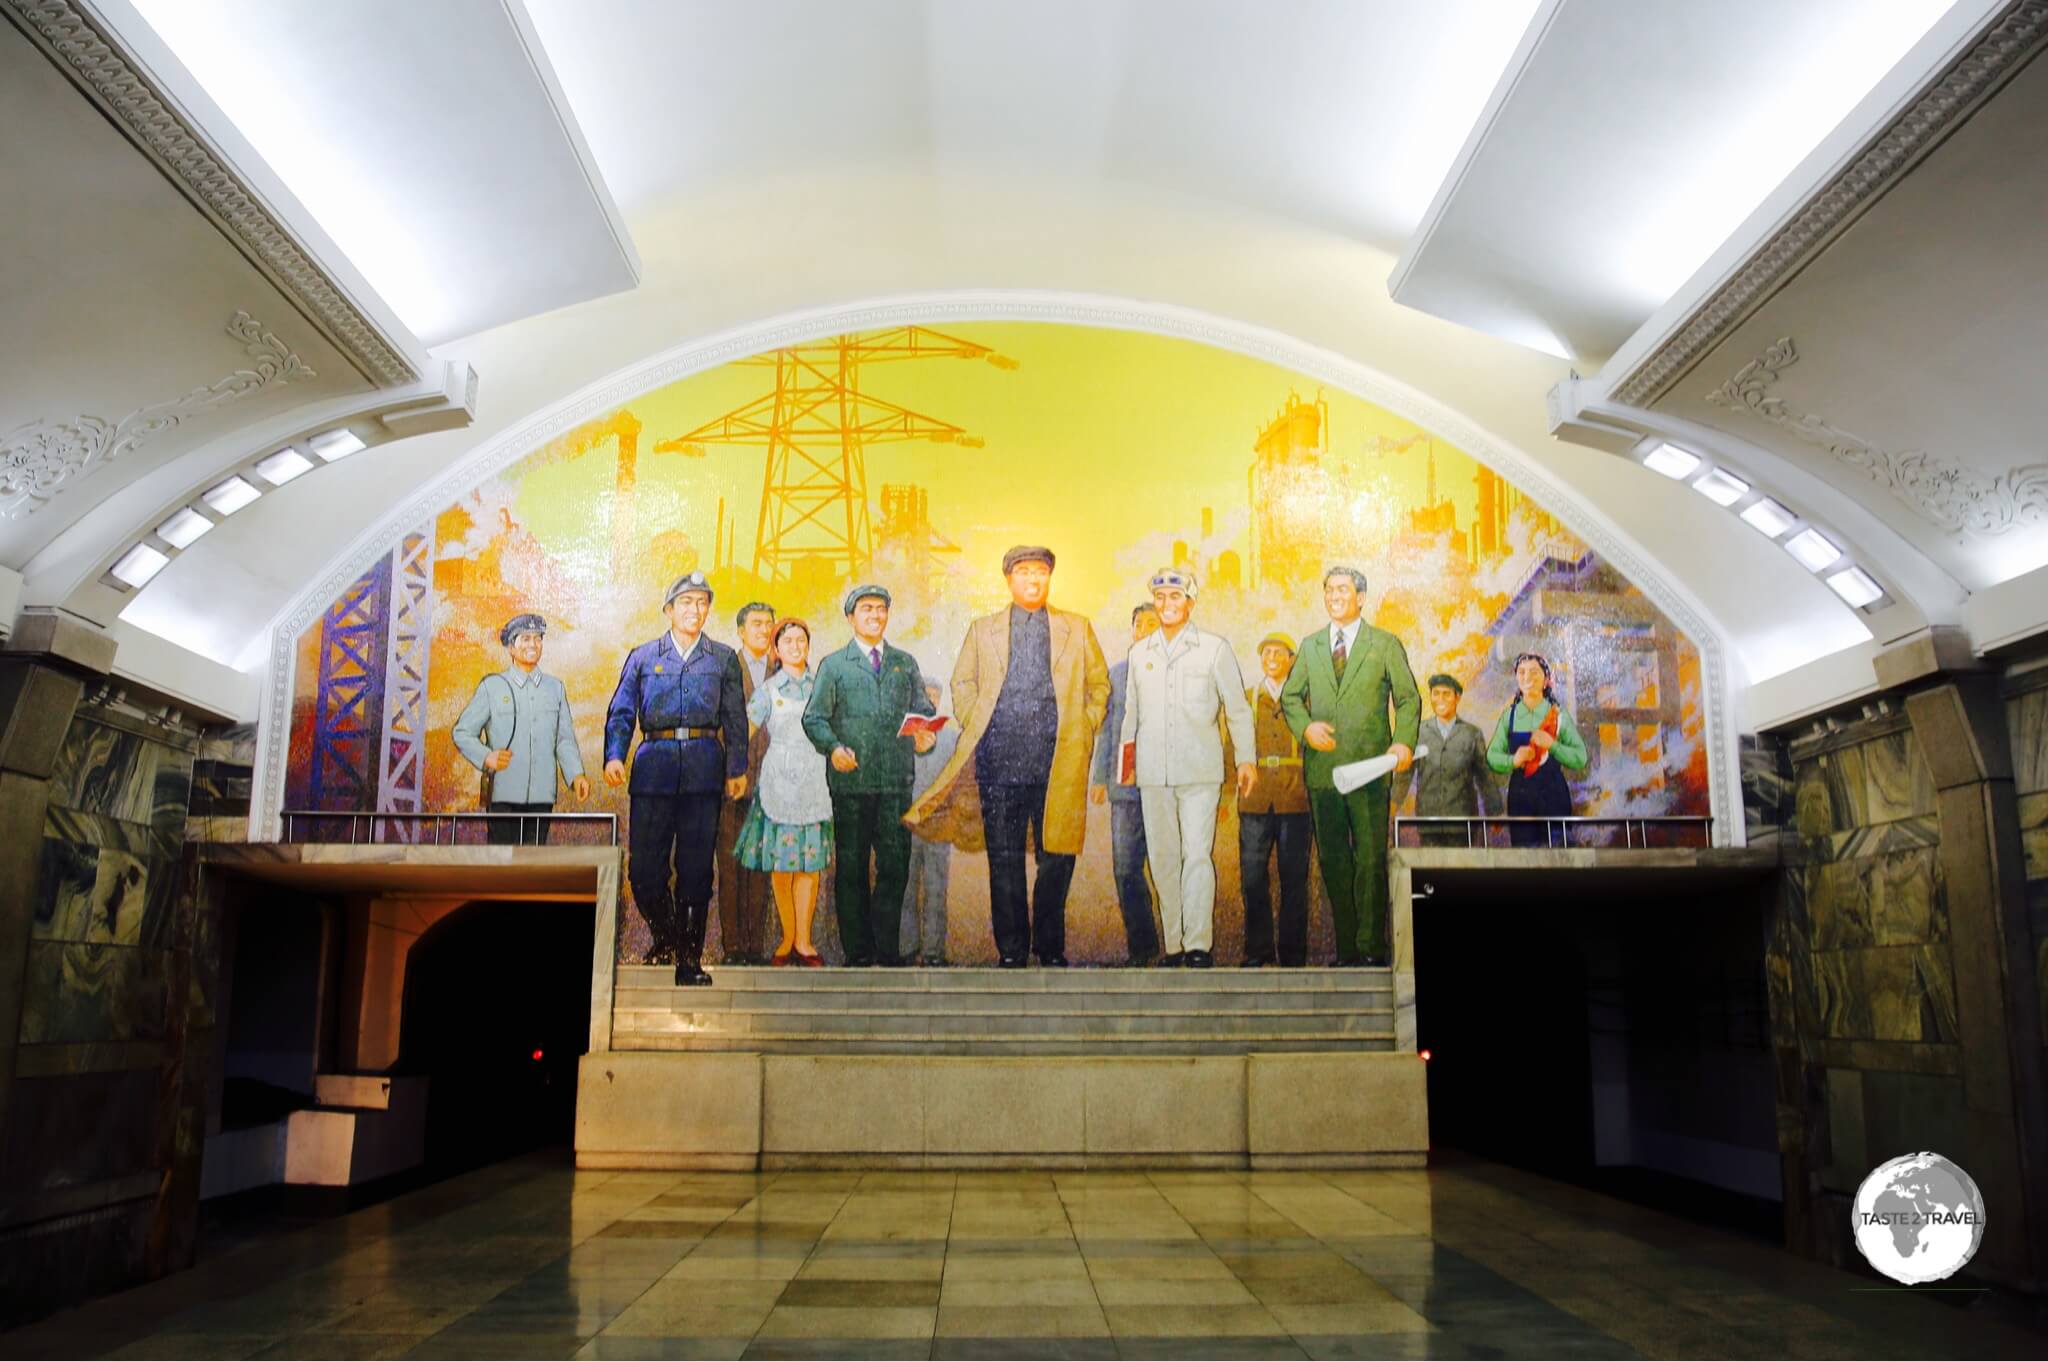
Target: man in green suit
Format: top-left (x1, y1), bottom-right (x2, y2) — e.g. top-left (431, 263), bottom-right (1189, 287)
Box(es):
top-left (802, 584), bottom-right (937, 966)
top-left (1280, 566), bottom-right (1422, 967)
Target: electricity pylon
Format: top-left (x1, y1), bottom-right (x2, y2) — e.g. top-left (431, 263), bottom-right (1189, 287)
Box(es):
top-left (654, 327), bottom-right (1015, 583)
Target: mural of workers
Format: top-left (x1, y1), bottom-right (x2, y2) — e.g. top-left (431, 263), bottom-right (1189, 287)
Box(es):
top-left (901, 673), bottom-right (959, 966)
top-left (603, 573), bottom-right (750, 985)
top-left (715, 601), bottom-right (777, 964)
top-left (1281, 566), bottom-right (1420, 967)
top-left (907, 547), bottom-right (1109, 968)
top-left (1238, 632), bottom-right (1311, 967)
top-left (451, 612), bottom-right (591, 846)
top-left (1404, 672), bottom-right (1497, 847)
top-left (802, 585), bottom-right (937, 966)
top-left (1488, 651), bottom-right (1589, 847)
top-left (1118, 568), bottom-right (1256, 969)
top-left (1089, 602), bottom-right (1163, 966)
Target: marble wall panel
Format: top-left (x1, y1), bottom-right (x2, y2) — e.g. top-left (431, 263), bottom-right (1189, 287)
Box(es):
top-left (1812, 948), bottom-right (1942, 1043)
top-left (1870, 847), bottom-right (1943, 947)
top-left (1828, 815), bottom-right (1940, 864)
top-left (1741, 734), bottom-right (1794, 841)
top-left (1861, 732), bottom-right (1922, 824)
top-left (150, 752), bottom-right (192, 839)
top-left (1913, 945), bottom-right (1958, 1043)
top-left (1794, 761), bottom-right (1833, 840)
top-left (2019, 791), bottom-right (2048, 884)
top-left (47, 723), bottom-right (157, 824)
top-left (1807, 861), bottom-right (1873, 950)
top-left (0, 1070), bottom-right (161, 1200)
top-left (19, 943), bottom-right (169, 1045)
top-left (1819, 745), bottom-right (1870, 832)
top-left (2008, 689), bottom-right (2048, 796)
top-left (1860, 1070), bottom-right (1971, 1168)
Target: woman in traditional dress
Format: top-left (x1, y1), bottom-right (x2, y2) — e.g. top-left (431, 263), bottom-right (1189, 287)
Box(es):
top-left (736, 619), bottom-right (833, 964)
top-left (1485, 652), bottom-right (1588, 847)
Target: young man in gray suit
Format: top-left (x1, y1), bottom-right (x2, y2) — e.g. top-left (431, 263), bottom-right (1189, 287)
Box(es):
top-left (1404, 672), bottom-right (1496, 847)
top-left (452, 613), bottom-right (591, 845)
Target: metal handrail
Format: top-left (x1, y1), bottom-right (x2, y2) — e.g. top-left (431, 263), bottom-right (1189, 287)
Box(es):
top-left (1393, 814), bottom-right (1712, 850)
top-left (279, 809), bottom-right (619, 847)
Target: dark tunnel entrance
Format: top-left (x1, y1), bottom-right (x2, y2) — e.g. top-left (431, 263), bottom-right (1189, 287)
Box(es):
top-left (397, 900), bottom-right (595, 1173)
top-left (1412, 863), bottom-right (1784, 1240)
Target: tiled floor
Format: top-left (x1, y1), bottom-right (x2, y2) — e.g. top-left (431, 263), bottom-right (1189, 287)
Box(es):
top-left (5, 1155), bottom-right (2042, 1360)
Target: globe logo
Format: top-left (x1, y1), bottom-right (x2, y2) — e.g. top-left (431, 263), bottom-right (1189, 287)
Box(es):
top-left (1852, 1152), bottom-right (1985, 1284)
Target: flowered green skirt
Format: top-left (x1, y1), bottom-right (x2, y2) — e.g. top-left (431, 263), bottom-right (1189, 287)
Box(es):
top-left (735, 801), bottom-right (833, 873)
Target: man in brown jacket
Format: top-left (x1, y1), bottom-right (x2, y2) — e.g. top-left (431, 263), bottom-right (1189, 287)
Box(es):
top-left (714, 601), bottom-right (776, 963)
top-left (1239, 632), bottom-right (1312, 966)
top-left (904, 546), bottom-right (1109, 967)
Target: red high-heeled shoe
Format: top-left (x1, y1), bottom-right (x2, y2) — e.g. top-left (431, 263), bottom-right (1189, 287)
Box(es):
top-left (771, 947), bottom-right (794, 967)
top-left (796, 949), bottom-right (823, 967)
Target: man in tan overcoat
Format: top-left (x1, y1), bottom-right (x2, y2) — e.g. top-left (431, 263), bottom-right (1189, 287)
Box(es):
top-left (905, 546), bottom-right (1109, 967)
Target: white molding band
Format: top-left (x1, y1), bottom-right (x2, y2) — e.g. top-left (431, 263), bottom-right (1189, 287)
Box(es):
top-left (250, 291), bottom-right (1742, 845)
top-left (1610, 0), bottom-right (2048, 408)
top-left (1, 0), bottom-right (420, 388)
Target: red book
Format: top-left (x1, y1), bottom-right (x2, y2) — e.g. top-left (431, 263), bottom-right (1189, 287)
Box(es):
top-left (1517, 706), bottom-right (1560, 776)
top-left (897, 714), bottom-right (951, 738)
top-left (1119, 740), bottom-right (1137, 785)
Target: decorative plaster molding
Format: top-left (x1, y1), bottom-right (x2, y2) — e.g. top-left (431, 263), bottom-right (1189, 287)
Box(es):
top-left (1708, 337), bottom-right (2048, 538)
top-left (1, 311), bottom-right (309, 519)
top-left (250, 292), bottom-right (1740, 847)
top-left (1611, 0), bottom-right (2048, 408)
top-left (1, 0), bottom-right (419, 388)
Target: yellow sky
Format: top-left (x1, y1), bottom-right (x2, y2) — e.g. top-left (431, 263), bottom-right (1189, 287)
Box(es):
top-left (509, 322), bottom-right (1483, 621)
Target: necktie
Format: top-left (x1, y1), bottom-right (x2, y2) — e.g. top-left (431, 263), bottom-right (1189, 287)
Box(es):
top-left (1332, 629), bottom-right (1348, 682)
top-left (869, 646), bottom-right (883, 677)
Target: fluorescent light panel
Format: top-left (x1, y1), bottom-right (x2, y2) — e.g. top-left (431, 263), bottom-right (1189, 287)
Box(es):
top-left (309, 428), bottom-right (366, 461)
top-left (202, 476), bottom-right (261, 515)
top-left (254, 448), bottom-right (314, 485)
top-left (110, 543), bottom-right (169, 588)
top-left (1739, 497), bottom-right (1796, 537)
top-left (1692, 468), bottom-right (1749, 506)
top-left (1642, 443), bottom-right (1700, 479)
top-left (156, 507), bottom-right (213, 549)
top-left (1826, 567), bottom-right (1884, 608)
top-left (1786, 528), bottom-right (1842, 571)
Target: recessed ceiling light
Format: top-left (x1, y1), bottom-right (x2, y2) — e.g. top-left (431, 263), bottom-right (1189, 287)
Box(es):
top-left (1785, 527), bottom-right (1842, 572)
top-left (156, 507), bottom-right (214, 549)
top-left (1692, 468), bottom-right (1750, 506)
top-left (308, 428), bottom-right (366, 461)
top-left (1825, 567), bottom-right (1884, 609)
top-left (110, 543), bottom-right (170, 588)
top-left (254, 448), bottom-right (314, 484)
top-left (1739, 498), bottom-right (1796, 537)
top-left (1642, 443), bottom-right (1700, 479)
top-left (202, 475), bottom-right (261, 515)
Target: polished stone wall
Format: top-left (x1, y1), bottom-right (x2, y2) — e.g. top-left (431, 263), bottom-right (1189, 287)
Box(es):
top-left (1768, 706), bottom-right (1961, 1267)
top-left (185, 722), bottom-right (255, 842)
top-left (2006, 669), bottom-right (2048, 1050)
top-left (1, 689), bottom-right (221, 1324)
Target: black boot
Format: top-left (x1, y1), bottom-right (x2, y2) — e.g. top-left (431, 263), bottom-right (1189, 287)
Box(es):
top-left (676, 903), bottom-right (714, 986)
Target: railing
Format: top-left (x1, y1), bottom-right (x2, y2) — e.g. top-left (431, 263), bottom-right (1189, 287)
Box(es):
top-left (1393, 814), bottom-right (1713, 850)
top-left (280, 810), bottom-right (619, 847)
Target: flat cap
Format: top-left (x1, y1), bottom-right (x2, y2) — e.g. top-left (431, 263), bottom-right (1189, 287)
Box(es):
top-left (663, 572), bottom-right (714, 607)
top-left (843, 583), bottom-right (892, 615)
top-left (499, 613), bottom-right (547, 648)
top-left (1002, 545), bottom-right (1056, 575)
top-left (1257, 631), bottom-right (1297, 655)
top-left (1147, 566), bottom-right (1198, 598)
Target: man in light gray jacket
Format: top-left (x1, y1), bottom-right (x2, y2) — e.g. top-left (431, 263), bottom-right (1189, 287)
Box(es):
top-left (453, 613), bottom-right (591, 844)
top-left (1117, 568), bottom-right (1256, 968)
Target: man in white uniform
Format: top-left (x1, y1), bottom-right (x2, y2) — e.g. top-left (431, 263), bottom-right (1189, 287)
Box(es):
top-left (1117, 568), bottom-right (1256, 967)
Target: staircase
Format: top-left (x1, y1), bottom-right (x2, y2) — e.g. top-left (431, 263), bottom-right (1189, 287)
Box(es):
top-left (611, 966), bottom-right (1395, 1055)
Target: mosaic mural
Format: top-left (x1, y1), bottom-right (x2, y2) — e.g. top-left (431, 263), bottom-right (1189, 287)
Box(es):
top-left (282, 322), bottom-right (1712, 964)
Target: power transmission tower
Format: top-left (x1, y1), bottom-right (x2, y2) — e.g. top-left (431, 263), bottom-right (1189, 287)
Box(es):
top-left (654, 328), bottom-right (1014, 583)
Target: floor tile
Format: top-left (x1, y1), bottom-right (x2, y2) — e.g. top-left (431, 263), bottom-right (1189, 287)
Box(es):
top-left (932, 1339), bottom-right (1118, 1360)
top-left (740, 1341), bottom-right (932, 1361)
top-left (777, 1280), bottom-right (941, 1309)
top-left (1091, 1278), bottom-right (1258, 1307)
top-left (1112, 1337), bottom-right (1306, 1360)
top-left (753, 1306), bottom-right (939, 1340)
top-left (1101, 1304), bottom-right (1287, 1338)
top-left (938, 1278), bottom-right (1100, 1308)
top-left (253, 1334), bottom-right (425, 1360)
top-left (934, 1305), bottom-right (1113, 1339)
top-left (575, 1340), bottom-right (756, 1361)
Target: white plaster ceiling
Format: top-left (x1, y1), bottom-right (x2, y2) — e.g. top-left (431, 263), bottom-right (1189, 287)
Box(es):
top-left (524, 0), bottom-right (1543, 255)
top-left (126, 0), bottom-right (639, 347)
top-left (1391, 0), bottom-right (1980, 364)
top-left (0, 17), bottom-right (366, 569)
top-left (1648, 48), bottom-right (2048, 593)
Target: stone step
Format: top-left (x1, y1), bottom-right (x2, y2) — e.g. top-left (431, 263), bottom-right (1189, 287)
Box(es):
top-left (615, 965), bottom-right (1391, 991)
top-left (616, 1006), bottom-right (1392, 1037)
top-left (613, 986), bottom-right (1393, 1014)
top-left (612, 1033), bottom-right (1396, 1056)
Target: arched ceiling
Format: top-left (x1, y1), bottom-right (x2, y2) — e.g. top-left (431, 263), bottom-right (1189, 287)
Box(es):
top-left (3, 0), bottom-right (2042, 736)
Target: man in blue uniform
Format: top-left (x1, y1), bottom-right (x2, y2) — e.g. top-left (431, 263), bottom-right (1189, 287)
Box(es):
top-left (604, 572), bottom-right (750, 985)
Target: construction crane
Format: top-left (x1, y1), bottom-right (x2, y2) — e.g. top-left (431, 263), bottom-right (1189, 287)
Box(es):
top-left (654, 327), bottom-right (1016, 583)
